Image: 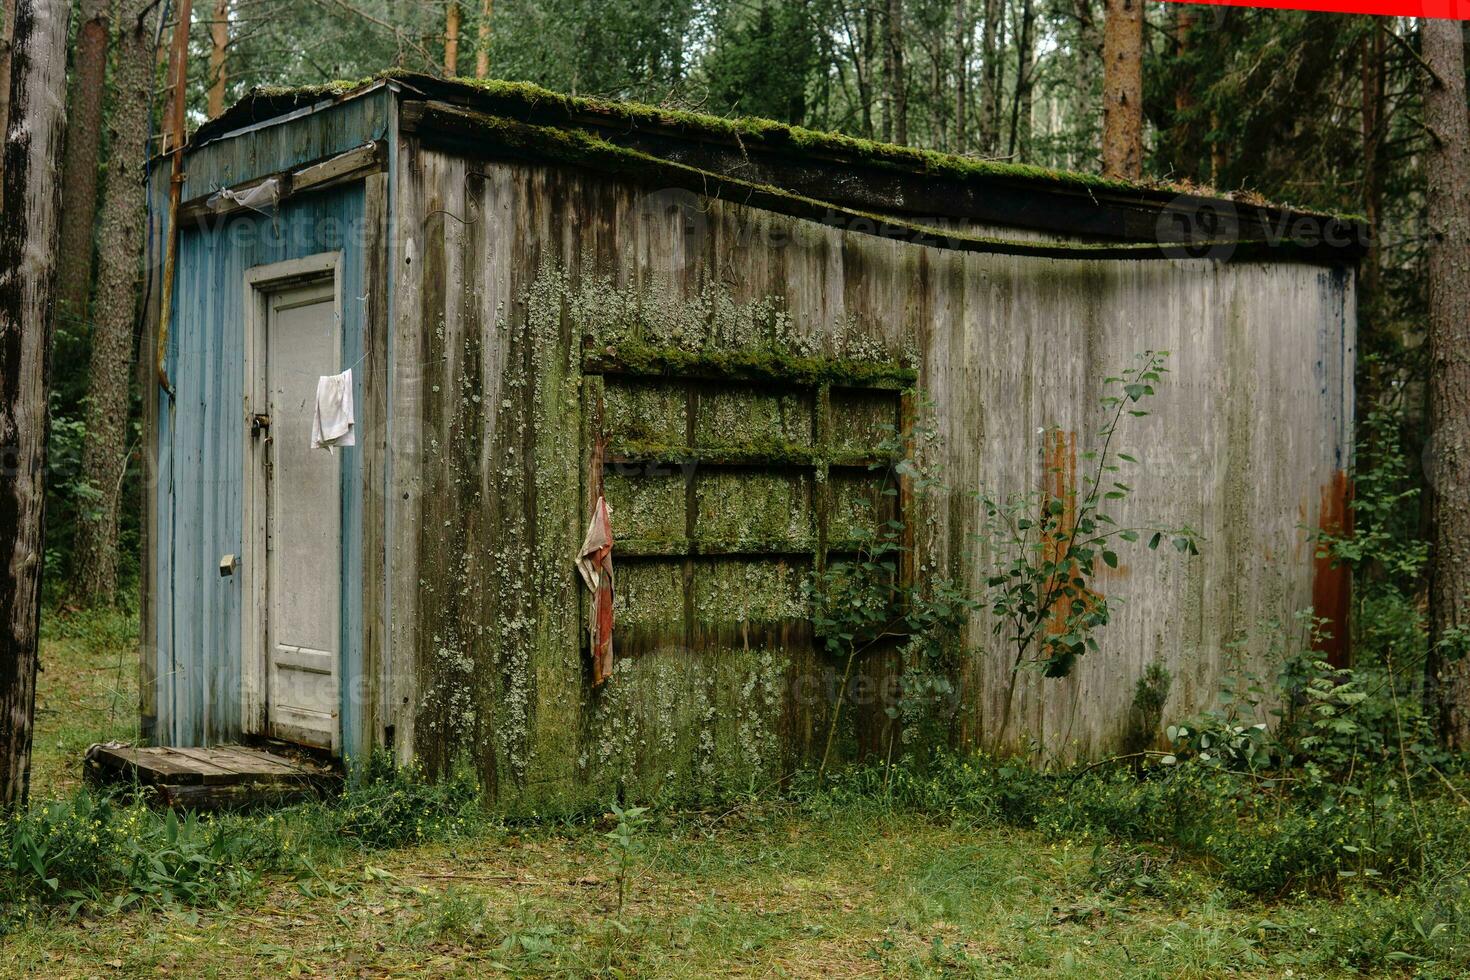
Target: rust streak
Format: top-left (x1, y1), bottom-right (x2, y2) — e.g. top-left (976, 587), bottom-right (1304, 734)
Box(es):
top-left (1041, 430), bottom-right (1102, 636)
top-left (1312, 470), bottom-right (1353, 668)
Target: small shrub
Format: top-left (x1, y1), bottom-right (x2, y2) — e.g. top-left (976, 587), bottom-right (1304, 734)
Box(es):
top-left (1121, 662), bottom-right (1172, 756)
top-left (330, 752), bottom-right (481, 849)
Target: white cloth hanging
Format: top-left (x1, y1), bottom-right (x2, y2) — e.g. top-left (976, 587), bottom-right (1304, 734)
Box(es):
top-left (310, 368), bottom-right (355, 452)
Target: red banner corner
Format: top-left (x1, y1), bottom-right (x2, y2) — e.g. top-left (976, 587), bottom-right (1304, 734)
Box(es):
top-left (1163, 0), bottom-right (1470, 18)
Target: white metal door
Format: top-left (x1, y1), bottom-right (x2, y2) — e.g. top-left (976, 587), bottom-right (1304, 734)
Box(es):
top-left (258, 279), bottom-right (341, 751)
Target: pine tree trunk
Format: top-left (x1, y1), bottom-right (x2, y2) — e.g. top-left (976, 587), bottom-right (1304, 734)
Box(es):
top-left (1168, 4), bottom-right (1195, 178)
top-left (977, 0), bottom-right (1000, 153)
top-left (953, 0), bottom-right (968, 152)
top-left (0, 0), bottom-right (17, 191)
top-left (882, 0), bottom-right (906, 145)
top-left (0, 0), bottom-right (71, 810)
top-left (162, 0), bottom-right (191, 154)
top-left (858, 5), bottom-right (876, 138)
top-left (1359, 22), bottom-right (1385, 299)
top-left (54, 0), bottom-right (109, 322)
top-left (475, 0), bottom-right (491, 78)
top-left (1007, 0), bottom-right (1034, 159)
top-left (207, 0), bottom-right (228, 117)
top-left (1423, 18), bottom-right (1470, 749)
top-left (71, 0), bottom-right (152, 606)
top-left (1101, 0), bottom-right (1143, 179)
top-left (444, 1), bottom-right (460, 76)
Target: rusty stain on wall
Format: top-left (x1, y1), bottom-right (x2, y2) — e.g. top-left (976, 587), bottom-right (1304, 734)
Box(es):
top-left (1041, 429), bottom-right (1102, 640)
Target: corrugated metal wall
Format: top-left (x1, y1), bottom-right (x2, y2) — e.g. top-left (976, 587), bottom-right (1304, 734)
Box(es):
top-left (148, 92), bottom-right (392, 757)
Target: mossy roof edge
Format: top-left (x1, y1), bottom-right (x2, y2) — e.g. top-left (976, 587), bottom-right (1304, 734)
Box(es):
top-left (403, 102), bottom-right (1358, 264)
top-left (190, 71), bottom-right (1361, 227)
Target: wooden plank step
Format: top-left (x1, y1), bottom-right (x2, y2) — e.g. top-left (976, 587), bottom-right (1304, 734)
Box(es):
top-left (84, 742), bottom-right (340, 811)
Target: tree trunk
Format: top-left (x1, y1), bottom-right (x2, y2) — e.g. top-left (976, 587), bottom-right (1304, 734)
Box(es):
top-left (1007, 0), bottom-right (1034, 159)
top-left (162, 0), bottom-right (191, 154)
top-left (0, 0), bottom-right (17, 191)
top-left (1101, 0), bottom-right (1143, 179)
top-left (882, 0), bottom-right (906, 144)
top-left (444, 1), bottom-right (460, 76)
top-left (207, 0), bottom-right (228, 117)
top-left (860, 5), bottom-right (876, 139)
top-left (977, 0), bottom-right (1001, 153)
top-left (953, 0), bottom-right (968, 152)
top-left (1424, 18), bottom-right (1470, 748)
top-left (930, 36), bottom-right (947, 148)
top-left (1359, 21), bottom-right (1386, 299)
top-left (71, 0), bottom-right (153, 606)
top-left (1168, 3), bottom-right (1195, 179)
top-left (54, 0), bottom-right (109, 323)
top-left (0, 0), bottom-right (71, 810)
top-left (475, 0), bottom-right (490, 78)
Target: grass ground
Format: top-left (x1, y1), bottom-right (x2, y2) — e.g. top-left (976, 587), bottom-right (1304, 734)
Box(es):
top-left (30, 607), bottom-right (142, 800)
top-left (0, 610), bottom-right (1433, 977)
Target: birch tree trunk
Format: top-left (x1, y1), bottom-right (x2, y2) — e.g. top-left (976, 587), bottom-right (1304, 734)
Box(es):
top-left (54, 0), bottom-right (109, 321)
top-left (1423, 18), bottom-right (1470, 748)
top-left (70, 0), bottom-right (152, 606)
top-left (1101, 0), bottom-right (1143, 179)
top-left (0, 0), bottom-right (70, 809)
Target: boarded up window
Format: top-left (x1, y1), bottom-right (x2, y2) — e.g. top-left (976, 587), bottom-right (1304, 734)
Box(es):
top-left (582, 346), bottom-right (915, 657)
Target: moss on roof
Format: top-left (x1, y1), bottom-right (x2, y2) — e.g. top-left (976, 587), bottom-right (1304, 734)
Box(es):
top-left (194, 71), bottom-right (1363, 227)
top-left (423, 74), bottom-right (1143, 195)
top-left (200, 72), bottom-right (1148, 195)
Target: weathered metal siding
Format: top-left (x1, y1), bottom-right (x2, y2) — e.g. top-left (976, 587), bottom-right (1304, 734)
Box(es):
top-left (181, 89), bottom-right (393, 199)
top-left (151, 185), bottom-right (375, 755)
top-left (146, 93), bottom-right (395, 757)
top-left (388, 140), bottom-right (1353, 808)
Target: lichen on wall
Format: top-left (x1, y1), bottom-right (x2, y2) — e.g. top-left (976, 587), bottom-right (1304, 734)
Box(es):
top-left (395, 147), bottom-right (1353, 808)
top-left (410, 256), bottom-right (913, 809)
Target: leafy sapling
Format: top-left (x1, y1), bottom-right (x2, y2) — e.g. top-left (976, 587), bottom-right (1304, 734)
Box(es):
top-left (604, 801), bottom-right (651, 924)
top-left (978, 351), bottom-right (1199, 741)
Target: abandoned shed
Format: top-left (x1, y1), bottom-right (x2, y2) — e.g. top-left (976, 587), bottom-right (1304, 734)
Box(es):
top-left (140, 73), bottom-right (1359, 811)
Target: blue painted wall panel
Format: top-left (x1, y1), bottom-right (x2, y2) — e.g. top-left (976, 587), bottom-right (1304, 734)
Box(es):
top-left (182, 90), bottom-right (392, 200)
top-left (154, 183), bottom-right (370, 760)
